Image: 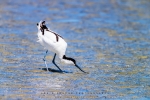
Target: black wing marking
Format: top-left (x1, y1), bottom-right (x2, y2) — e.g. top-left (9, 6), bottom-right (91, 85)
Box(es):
top-left (47, 30), bottom-right (63, 42)
top-left (40, 21), bottom-right (63, 42)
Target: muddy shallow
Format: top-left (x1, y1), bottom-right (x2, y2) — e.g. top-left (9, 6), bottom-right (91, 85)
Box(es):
top-left (0, 0), bottom-right (150, 99)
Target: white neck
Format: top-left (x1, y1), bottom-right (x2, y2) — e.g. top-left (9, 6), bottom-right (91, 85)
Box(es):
top-left (61, 59), bottom-right (75, 65)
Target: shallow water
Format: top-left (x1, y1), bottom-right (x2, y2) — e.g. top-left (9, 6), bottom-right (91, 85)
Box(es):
top-left (0, 0), bottom-right (150, 99)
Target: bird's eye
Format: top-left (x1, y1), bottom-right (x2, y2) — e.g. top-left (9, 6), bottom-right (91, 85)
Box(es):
top-left (37, 23), bottom-right (39, 26)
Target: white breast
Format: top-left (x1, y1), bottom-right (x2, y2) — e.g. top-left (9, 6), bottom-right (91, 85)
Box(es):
top-left (37, 30), bottom-right (67, 59)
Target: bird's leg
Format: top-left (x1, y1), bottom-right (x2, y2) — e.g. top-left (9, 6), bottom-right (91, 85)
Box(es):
top-left (43, 50), bottom-right (48, 71)
top-left (52, 53), bottom-right (63, 72)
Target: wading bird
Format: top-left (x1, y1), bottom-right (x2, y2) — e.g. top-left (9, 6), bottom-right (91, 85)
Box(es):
top-left (36, 21), bottom-right (87, 73)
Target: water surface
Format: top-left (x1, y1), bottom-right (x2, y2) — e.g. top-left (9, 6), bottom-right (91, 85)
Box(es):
top-left (0, 0), bottom-right (150, 99)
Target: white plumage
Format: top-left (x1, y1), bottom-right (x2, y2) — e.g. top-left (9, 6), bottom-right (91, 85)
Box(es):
top-left (36, 21), bottom-right (87, 73)
top-left (37, 29), bottom-right (67, 60)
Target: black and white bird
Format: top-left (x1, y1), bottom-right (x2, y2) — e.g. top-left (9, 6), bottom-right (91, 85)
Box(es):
top-left (36, 21), bottom-right (87, 73)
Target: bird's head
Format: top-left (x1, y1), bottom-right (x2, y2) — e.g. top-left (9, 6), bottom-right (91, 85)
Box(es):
top-left (37, 21), bottom-right (48, 31)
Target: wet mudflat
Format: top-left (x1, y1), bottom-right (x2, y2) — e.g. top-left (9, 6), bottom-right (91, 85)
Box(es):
top-left (0, 0), bottom-right (150, 99)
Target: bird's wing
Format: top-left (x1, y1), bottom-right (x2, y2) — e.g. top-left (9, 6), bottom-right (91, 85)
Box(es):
top-left (44, 30), bottom-right (59, 43)
top-left (42, 35), bottom-right (55, 45)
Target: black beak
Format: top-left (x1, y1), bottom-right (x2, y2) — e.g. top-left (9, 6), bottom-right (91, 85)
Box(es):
top-left (75, 64), bottom-right (88, 73)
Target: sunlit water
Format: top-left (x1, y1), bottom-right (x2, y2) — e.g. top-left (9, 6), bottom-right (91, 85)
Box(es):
top-left (0, 0), bottom-right (150, 99)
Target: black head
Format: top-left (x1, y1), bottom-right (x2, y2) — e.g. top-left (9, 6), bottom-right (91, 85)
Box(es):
top-left (63, 55), bottom-right (87, 73)
top-left (63, 55), bottom-right (76, 65)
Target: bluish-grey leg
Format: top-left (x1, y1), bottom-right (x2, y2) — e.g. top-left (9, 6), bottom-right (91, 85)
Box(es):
top-left (43, 50), bottom-right (48, 71)
top-left (52, 53), bottom-right (63, 72)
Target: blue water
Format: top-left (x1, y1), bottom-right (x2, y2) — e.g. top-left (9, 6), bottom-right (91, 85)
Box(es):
top-left (0, 0), bottom-right (150, 99)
